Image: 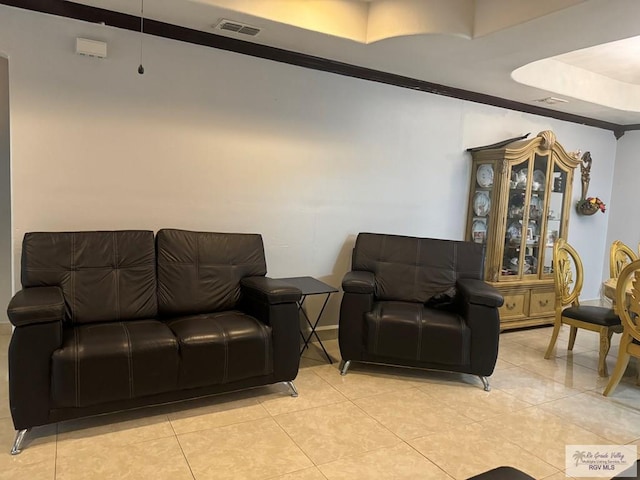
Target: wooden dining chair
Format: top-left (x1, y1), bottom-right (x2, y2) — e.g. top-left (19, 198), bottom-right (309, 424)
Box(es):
top-left (609, 240), bottom-right (638, 278)
top-left (603, 259), bottom-right (640, 396)
top-left (545, 239), bottom-right (622, 376)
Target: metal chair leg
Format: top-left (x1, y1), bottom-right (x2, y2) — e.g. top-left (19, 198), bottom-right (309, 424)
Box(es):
top-left (285, 381), bottom-right (298, 397)
top-left (11, 429), bottom-right (29, 455)
top-left (479, 376), bottom-right (491, 392)
top-left (340, 360), bottom-right (351, 376)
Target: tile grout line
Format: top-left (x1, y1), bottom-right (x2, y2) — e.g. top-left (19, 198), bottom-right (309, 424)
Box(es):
top-left (270, 375), bottom-right (407, 470)
top-left (168, 415), bottom-right (197, 480)
top-left (403, 440), bottom-right (457, 479)
top-left (268, 410), bottom-right (318, 472)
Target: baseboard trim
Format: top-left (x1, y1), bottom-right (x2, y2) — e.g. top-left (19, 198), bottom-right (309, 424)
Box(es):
top-left (301, 325), bottom-right (338, 342)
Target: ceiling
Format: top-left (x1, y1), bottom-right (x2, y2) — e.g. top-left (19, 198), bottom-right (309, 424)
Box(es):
top-left (63, 0), bottom-right (640, 127)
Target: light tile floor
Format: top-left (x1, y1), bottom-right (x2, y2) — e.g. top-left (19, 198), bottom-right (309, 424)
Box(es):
top-left (0, 325), bottom-right (639, 480)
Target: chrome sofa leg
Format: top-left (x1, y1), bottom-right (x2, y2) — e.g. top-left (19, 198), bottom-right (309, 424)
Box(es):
top-left (285, 381), bottom-right (298, 397)
top-left (11, 429), bottom-right (29, 455)
top-left (340, 360), bottom-right (351, 376)
top-left (479, 376), bottom-right (491, 392)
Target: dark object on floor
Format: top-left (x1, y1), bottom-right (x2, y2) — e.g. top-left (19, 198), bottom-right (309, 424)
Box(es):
top-left (468, 460), bottom-right (640, 479)
top-left (466, 466), bottom-right (535, 480)
top-left (338, 232), bottom-right (503, 389)
top-left (615, 459), bottom-right (640, 479)
top-left (7, 229), bottom-right (302, 454)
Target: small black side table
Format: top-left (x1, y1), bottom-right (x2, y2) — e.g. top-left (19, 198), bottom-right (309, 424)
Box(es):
top-left (278, 276), bottom-right (338, 364)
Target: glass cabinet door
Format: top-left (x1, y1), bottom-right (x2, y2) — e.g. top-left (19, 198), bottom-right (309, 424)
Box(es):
top-left (470, 163), bottom-right (494, 247)
top-left (502, 154), bottom-right (551, 279)
top-left (541, 163), bottom-right (568, 275)
top-left (502, 159), bottom-right (530, 278)
top-left (524, 153), bottom-right (549, 277)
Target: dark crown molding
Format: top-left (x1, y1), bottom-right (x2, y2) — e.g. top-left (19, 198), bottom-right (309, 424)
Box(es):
top-left (1, 0), bottom-right (632, 137)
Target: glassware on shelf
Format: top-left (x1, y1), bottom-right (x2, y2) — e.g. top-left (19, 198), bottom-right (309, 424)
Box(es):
top-left (506, 221), bottom-right (522, 246)
top-left (524, 255), bottom-right (538, 274)
top-left (514, 168), bottom-right (528, 188)
top-left (532, 170), bottom-right (546, 191)
top-left (529, 195), bottom-right (543, 219)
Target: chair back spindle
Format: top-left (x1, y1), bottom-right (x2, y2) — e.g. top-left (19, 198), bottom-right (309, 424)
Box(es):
top-left (609, 240), bottom-right (638, 279)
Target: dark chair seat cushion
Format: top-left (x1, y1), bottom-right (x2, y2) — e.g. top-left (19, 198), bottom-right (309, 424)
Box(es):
top-left (365, 301), bottom-right (470, 366)
top-left (52, 320), bottom-right (179, 408)
top-left (563, 306), bottom-right (620, 327)
top-left (167, 311), bottom-right (273, 389)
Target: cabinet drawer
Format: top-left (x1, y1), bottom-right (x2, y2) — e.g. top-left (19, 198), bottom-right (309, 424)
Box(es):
top-left (530, 291), bottom-right (556, 316)
top-left (499, 293), bottom-right (527, 319)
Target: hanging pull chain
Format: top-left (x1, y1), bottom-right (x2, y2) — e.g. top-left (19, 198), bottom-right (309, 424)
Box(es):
top-left (138, 0), bottom-right (145, 74)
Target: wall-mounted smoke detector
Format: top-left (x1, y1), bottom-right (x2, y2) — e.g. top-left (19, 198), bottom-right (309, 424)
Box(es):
top-left (534, 96), bottom-right (569, 105)
top-left (214, 19), bottom-right (261, 37)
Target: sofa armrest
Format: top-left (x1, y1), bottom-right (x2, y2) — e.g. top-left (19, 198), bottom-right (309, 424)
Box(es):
top-left (457, 278), bottom-right (504, 308)
top-left (7, 287), bottom-right (65, 327)
top-left (239, 278), bottom-right (301, 382)
top-left (457, 279), bottom-right (502, 377)
top-left (339, 272), bottom-right (375, 361)
top-left (342, 271), bottom-right (375, 294)
top-left (8, 287), bottom-right (65, 429)
top-left (241, 277), bottom-right (301, 304)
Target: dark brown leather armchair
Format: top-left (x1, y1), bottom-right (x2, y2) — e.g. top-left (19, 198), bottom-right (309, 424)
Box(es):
top-left (339, 233), bottom-right (503, 389)
top-left (7, 229), bottom-right (301, 454)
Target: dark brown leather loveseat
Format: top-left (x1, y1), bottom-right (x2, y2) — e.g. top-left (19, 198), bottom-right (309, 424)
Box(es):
top-left (7, 229), bottom-right (302, 454)
top-left (339, 233), bottom-right (503, 389)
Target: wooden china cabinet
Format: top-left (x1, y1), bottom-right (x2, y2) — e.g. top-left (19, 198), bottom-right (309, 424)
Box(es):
top-left (465, 131), bottom-right (580, 330)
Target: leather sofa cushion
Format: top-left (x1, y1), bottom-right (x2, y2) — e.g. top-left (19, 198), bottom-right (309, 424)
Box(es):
top-left (365, 301), bottom-right (470, 366)
top-left (52, 320), bottom-right (179, 408)
top-left (352, 233), bottom-right (484, 303)
top-left (167, 311), bottom-right (273, 389)
top-left (21, 231), bottom-right (157, 324)
top-left (157, 229), bottom-right (267, 316)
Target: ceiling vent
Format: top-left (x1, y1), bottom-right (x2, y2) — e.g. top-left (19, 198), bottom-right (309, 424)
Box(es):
top-left (214, 19), bottom-right (261, 37)
top-left (534, 96), bottom-right (569, 105)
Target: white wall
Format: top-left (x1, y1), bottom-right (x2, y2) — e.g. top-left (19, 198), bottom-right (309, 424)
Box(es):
top-left (0, 56), bottom-right (10, 320)
top-left (605, 130), bottom-right (640, 275)
top-left (0, 6), bottom-right (619, 325)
